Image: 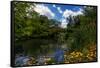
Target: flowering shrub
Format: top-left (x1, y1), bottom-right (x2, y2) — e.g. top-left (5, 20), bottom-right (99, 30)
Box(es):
top-left (64, 43), bottom-right (96, 63)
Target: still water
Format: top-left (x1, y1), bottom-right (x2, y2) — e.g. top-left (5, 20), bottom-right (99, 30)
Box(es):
top-left (15, 39), bottom-right (68, 66)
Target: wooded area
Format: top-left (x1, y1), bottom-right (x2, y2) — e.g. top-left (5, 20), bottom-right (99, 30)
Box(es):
top-left (13, 2), bottom-right (97, 66)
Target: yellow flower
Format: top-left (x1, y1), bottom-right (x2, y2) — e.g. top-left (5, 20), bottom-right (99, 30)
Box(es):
top-left (76, 52), bottom-right (80, 55)
top-left (88, 57), bottom-right (93, 60)
top-left (80, 53), bottom-right (83, 56)
top-left (90, 53), bottom-right (94, 56)
top-left (71, 51), bottom-right (75, 55)
top-left (65, 61), bottom-right (70, 64)
top-left (64, 55), bottom-right (67, 57)
top-left (75, 54), bottom-right (79, 57)
top-left (70, 56), bottom-right (74, 58)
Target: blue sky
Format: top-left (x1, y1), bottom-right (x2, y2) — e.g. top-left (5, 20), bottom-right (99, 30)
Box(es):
top-left (33, 3), bottom-right (83, 28)
top-left (44, 4), bottom-right (83, 21)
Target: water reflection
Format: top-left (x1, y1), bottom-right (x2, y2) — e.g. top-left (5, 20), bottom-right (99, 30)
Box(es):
top-left (15, 39), bottom-right (68, 66)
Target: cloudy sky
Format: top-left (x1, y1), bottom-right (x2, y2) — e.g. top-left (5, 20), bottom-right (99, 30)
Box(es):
top-left (33, 3), bottom-right (83, 28)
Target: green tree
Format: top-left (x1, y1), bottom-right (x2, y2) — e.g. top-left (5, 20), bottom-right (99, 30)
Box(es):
top-left (66, 6), bottom-right (97, 51)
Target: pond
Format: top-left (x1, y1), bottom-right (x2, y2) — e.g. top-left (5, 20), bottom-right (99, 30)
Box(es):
top-left (15, 39), bottom-right (69, 66)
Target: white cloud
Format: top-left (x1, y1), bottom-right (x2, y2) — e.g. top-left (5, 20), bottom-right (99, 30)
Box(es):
top-left (61, 8), bottom-right (83, 28)
top-left (57, 7), bottom-right (63, 14)
top-left (34, 4), bottom-right (55, 19)
top-left (53, 5), bottom-right (63, 14)
top-left (60, 18), bottom-right (68, 28)
top-left (63, 8), bottom-right (83, 18)
top-left (53, 4), bottom-right (56, 8)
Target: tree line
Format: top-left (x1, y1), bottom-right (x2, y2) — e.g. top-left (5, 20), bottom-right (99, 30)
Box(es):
top-left (13, 2), bottom-right (97, 52)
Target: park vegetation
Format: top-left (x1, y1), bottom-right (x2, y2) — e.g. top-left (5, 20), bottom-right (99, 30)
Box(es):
top-left (13, 2), bottom-right (97, 66)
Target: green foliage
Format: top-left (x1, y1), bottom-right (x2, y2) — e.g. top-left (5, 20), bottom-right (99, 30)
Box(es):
top-left (82, 6), bottom-right (97, 20)
top-left (66, 6), bottom-right (97, 51)
top-left (14, 2), bottom-right (62, 41)
top-left (13, 2), bottom-right (97, 57)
